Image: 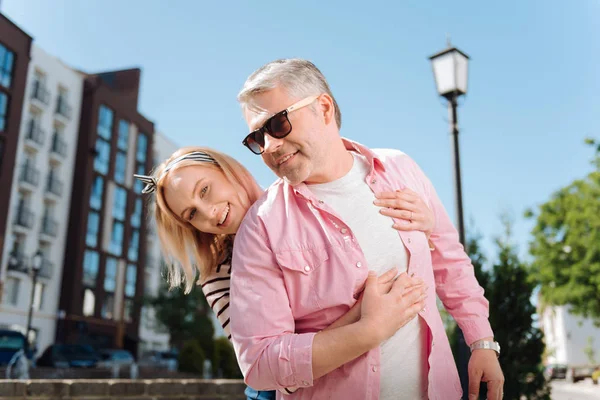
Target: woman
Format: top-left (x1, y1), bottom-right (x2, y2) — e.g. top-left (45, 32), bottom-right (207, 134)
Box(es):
top-left (135, 147), bottom-right (432, 400)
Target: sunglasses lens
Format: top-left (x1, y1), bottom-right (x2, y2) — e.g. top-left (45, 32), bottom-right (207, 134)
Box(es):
top-left (267, 113), bottom-right (291, 138)
top-left (245, 132), bottom-right (264, 154)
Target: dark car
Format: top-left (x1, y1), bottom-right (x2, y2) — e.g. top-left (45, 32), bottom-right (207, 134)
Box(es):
top-left (96, 349), bottom-right (135, 369)
top-left (36, 344), bottom-right (100, 368)
top-left (0, 330), bottom-right (34, 366)
top-left (544, 363), bottom-right (567, 380)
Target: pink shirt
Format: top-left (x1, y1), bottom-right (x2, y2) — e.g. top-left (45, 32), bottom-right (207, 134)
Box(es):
top-left (230, 139), bottom-right (493, 400)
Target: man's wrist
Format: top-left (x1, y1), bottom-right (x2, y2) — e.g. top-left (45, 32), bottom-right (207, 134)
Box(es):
top-left (470, 337), bottom-right (500, 357)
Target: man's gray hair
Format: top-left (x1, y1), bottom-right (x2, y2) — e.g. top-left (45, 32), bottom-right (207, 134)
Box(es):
top-left (237, 58), bottom-right (342, 129)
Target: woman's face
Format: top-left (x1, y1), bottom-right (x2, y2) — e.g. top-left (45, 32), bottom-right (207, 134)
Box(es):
top-left (163, 164), bottom-right (247, 235)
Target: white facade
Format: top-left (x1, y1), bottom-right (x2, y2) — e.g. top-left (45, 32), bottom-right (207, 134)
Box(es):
top-left (138, 131), bottom-right (178, 354)
top-left (0, 45), bottom-right (83, 355)
top-left (541, 305), bottom-right (600, 366)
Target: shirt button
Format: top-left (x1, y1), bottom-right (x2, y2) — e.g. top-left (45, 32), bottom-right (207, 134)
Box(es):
top-left (372, 366), bottom-right (377, 372)
top-left (304, 265), bottom-right (311, 272)
top-left (341, 228), bottom-right (348, 234)
top-left (371, 179), bottom-right (377, 184)
top-left (302, 380), bottom-right (309, 386)
top-left (407, 237), bottom-right (412, 244)
top-left (318, 200), bottom-right (324, 204)
top-left (356, 262), bottom-right (362, 268)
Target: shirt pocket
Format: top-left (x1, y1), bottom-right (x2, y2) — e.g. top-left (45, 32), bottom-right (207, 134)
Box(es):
top-left (275, 247), bottom-right (330, 317)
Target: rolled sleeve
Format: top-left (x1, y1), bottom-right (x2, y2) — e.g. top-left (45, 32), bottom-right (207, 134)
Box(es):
top-left (409, 157), bottom-right (494, 345)
top-left (230, 209), bottom-right (316, 390)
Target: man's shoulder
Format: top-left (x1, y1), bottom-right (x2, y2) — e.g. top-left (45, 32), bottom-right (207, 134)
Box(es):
top-left (371, 148), bottom-right (416, 169)
top-left (238, 178), bottom-right (288, 231)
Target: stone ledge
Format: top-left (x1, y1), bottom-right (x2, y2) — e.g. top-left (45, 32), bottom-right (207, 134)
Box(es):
top-left (0, 379), bottom-right (246, 399)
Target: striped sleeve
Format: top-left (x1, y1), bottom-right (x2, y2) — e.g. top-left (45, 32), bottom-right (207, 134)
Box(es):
top-left (201, 263), bottom-right (232, 339)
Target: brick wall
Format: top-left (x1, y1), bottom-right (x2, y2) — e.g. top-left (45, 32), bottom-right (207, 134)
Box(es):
top-left (0, 379), bottom-right (246, 399)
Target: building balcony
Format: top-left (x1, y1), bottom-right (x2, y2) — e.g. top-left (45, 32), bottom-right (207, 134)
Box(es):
top-left (39, 258), bottom-right (53, 279)
top-left (30, 81), bottom-right (50, 107)
top-left (6, 250), bottom-right (27, 273)
top-left (13, 205), bottom-right (35, 230)
top-left (55, 97), bottom-right (72, 121)
top-left (24, 120), bottom-right (46, 150)
top-left (40, 215), bottom-right (58, 238)
top-left (50, 133), bottom-right (68, 160)
top-left (46, 175), bottom-right (64, 198)
top-left (19, 164), bottom-right (40, 190)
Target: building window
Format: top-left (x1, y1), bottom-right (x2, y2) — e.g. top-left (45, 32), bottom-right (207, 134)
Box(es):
top-left (136, 133), bottom-right (148, 163)
top-left (124, 299), bottom-right (134, 323)
top-left (93, 138), bottom-right (111, 175)
top-left (2, 277), bottom-right (20, 305)
top-left (97, 105), bottom-right (113, 140)
top-left (131, 198), bottom-right (142, 228)
top-left (125, 264), bottom-right (137, 298)
top-left (83, 250), bottom-right (99, 287)
top-left (117, 120), bottom-right (129, 151)
top-left (101, 294), bottom-right (114, 320)
top-left (90, 176), bottom-right (104, 210)
top-left (0, 92), bottom-right (8, 131)
top-left (113, 187), bottom-right (127, 221)
top-left (0, 44), bottom-right (15, 89)
top-left (86, 212), bottom-right (100, 247)
top-left (114, 152), bottom-right (127, 184)
top-left (104, 257), bottom-right (117, 293)
top-left (82, 289), bottom-right (95, 317)
top-left (128, 230), bottom-right (139, 262)
top-left (108, 222), bottom-right (124, 256)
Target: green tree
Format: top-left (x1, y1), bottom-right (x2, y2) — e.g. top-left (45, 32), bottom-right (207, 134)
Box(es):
top-left (484, 215), bottom-right (550, 400)
top-left (527, 138), bottom-right (600, 323)
top-left (148, 279), bottom-right (216, 362)
top-left (178, 340), bottom-right (206, 376)
top-left (213, 337), bottom-right (243, 379)
top-left (584, 336), bottom-right (597, 365)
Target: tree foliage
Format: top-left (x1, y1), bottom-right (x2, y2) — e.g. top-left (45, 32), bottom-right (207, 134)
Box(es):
top-left (527, 138), bottom-right (600, 322)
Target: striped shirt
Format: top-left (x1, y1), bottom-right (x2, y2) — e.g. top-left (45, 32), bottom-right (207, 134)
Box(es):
top-left (200, 248), bottom-right (233, 340)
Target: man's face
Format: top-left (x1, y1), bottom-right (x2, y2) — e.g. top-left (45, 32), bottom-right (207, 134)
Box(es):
top-left (243, 87), bottom-right (329, 185)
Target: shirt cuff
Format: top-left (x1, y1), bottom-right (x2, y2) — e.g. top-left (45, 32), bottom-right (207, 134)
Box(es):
top-left (460, 318), bottom-right (494, 345)
top-left (290, 332), bottom-right (316, 387)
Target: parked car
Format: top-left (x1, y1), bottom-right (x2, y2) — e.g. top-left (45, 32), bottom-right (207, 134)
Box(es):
top-left (565, 364), bottom-right (597, 383)
top-left (138, 349), bottom-right (178, 370)
top-left (544, 363), bottom-right (567, 380)
top-left (96, 349), bottom-right (135, 369)
top-left (0, 330), bottom-right (34, 366)
top-left (36, 344), bottom-right (100, 368)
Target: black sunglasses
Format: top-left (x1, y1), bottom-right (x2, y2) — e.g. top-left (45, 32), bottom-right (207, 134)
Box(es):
top-left (242, 95), bottom-right (319, 155)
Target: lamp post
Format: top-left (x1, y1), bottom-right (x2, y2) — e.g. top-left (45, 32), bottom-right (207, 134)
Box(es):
top-left (25, 249), bottom-right (44, 344)
top-left (429, 40), bottom-right (471, 398)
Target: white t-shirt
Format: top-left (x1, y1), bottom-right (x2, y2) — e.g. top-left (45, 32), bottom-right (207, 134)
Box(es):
top-left (308, 152), bottom-right (428, 400)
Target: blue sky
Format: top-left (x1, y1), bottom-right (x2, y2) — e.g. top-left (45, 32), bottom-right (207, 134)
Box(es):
top-left (3, 0), bottom-right (599, 262)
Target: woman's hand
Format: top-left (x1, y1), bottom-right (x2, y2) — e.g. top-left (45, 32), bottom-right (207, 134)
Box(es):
top-left (374, 188), bottom-right (435, 248)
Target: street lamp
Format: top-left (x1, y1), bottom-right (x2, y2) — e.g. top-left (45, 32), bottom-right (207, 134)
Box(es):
top-left (429, 41), bottom-right (470, 245)
top-left (429, 40), bottom-right (471, 399)
top-left (25, 249), bottom-right (44, 344)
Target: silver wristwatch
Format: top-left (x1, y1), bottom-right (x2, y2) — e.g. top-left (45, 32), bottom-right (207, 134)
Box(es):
top-left (470, 340), bottom-right (500, 357)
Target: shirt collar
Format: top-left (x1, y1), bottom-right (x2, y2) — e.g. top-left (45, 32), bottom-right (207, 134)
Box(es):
top-left (291, 137), bottom-right (385, 200)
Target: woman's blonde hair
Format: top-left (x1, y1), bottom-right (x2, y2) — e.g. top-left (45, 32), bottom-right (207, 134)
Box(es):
top-left (151, 146), bottom-right (263, 293)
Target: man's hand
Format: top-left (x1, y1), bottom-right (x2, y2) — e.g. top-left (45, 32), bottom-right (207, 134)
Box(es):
top-left (359, 271), bottom-right (427, 343)
top-left (468, 343), bottom-right (504, 400)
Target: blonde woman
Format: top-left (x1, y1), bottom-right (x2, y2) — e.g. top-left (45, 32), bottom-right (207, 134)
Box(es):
top-left (135, 147), bottom-right (432, 399)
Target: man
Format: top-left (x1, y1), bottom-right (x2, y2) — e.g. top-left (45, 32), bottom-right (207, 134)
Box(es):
top-left (230, 58), bottom-right (504, 400)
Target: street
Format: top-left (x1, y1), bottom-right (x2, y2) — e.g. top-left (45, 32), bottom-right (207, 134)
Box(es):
top-left (551, 379), bottom-right (600, 400)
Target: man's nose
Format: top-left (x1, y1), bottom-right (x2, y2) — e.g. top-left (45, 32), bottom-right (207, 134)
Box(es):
top-left (263, 134), bottom-right (283, 154)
